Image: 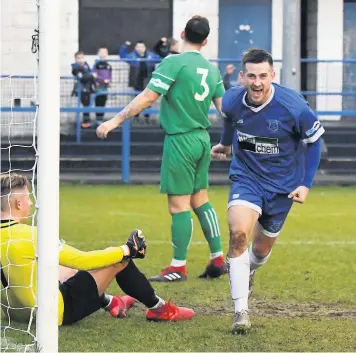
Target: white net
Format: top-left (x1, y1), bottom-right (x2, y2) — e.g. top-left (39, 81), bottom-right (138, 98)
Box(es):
top-left (1, 0), bottom-right (39, 351)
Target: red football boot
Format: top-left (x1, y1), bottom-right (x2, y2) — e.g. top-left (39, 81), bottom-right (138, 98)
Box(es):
top-left (146, 300), bottom-right (194, 321)
top-left (106, 295), bottom-right (136, 318)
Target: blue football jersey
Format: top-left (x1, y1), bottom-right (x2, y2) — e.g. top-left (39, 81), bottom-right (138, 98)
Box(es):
top-left (222, 83), bottom-right (325, 194)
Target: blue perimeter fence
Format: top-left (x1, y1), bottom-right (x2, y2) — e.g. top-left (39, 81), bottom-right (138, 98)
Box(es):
top-left (1, 58), bottom-right (356, 183)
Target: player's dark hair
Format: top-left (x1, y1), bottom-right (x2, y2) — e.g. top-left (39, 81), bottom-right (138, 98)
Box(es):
top-left (74, 50), bottom-right (84, 58)
top-left (242, 49), bottom-right (273, 70)
top-left (184, 16), bottom-right (210, 44)
top-left (135, 40), bottom-right (145, 45)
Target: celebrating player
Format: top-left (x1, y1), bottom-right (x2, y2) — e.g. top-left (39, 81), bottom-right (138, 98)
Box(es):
top-left (0, 173), bottom-right (194, 326)
top-left (97, 16), bottom-right (227, 282)
top-left (211, 49), bottom-right (324, 333)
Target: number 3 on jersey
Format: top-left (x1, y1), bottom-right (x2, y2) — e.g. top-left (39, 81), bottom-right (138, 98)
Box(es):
top-left (194, 68), bottom-right (209, 101)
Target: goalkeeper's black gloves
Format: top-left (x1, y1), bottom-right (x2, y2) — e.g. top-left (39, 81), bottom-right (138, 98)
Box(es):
top-left (125, 229), bottom-right (147, 259)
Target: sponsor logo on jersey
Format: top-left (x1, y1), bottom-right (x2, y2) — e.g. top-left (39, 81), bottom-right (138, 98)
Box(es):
top-left (236, 119), bottom-right (244, 124)
top-left (305, 121), bottom-right (321, 137)
top-left (267, 119), bottom-right (280, 132)
top-left (232, 194), bottom-right (240, 199)
top-left (237, 131), bottom-right (280, 154)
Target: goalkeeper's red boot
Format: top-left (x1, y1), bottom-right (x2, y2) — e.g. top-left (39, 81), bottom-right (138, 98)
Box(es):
top-left (148, 266), bottom-right (187, 282)
top-left (146, 300), bottom-right (194, 321)
top-left (106, 295), bottom-right (136, 318)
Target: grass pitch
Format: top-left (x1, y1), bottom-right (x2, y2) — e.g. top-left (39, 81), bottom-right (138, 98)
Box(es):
top-left (2, 185), bottom-right (356, 351)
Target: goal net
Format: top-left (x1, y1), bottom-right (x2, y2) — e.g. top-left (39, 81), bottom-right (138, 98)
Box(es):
top-left (1, 0), bottom-right (60, 352)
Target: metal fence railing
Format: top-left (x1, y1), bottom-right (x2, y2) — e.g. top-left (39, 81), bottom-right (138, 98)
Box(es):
top-left (2, 57), bottom-right (356, 117)
top-left (1, 58), bottom-right (356, 183)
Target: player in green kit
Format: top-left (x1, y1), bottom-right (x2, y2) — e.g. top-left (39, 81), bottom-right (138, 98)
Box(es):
top-left (97, 16), bottom-right (226, 282)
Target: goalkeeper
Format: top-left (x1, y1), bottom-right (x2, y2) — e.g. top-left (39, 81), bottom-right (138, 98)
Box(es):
top-left (0, 173), bottom-right (194, 326)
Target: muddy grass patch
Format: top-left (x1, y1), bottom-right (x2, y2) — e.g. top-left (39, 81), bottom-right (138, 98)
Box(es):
top-left (194, 298), bottom-right (356, 318)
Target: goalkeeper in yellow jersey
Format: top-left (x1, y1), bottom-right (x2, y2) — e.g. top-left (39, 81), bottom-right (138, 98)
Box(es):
top-left (0, 173), bottom-right (194, 326)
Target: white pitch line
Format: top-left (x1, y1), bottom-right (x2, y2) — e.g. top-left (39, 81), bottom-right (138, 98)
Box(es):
top-left (109, 211), bottom-right (351, 218)
top-left (289, 212), bottom-right (350, 218)
top-left (278, 240), bottom-right (356, 245)
top-left (108, 211), bottom-right (149, 217)
top-left (69, 239), bottom-right (356, 247)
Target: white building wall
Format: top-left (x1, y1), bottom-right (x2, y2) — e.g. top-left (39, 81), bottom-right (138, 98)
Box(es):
top-left (271, 0), bottom-right (283, 84)
top-left (60, 1), bottom-right (79, 76)
top-left (317, 0), bottom-right (343, 120)
top-left (1, 0), bottom-right (38, 76)
top-left (0, 0), bottom-right (78, 76)
top-left (173, 0), bottom-right (219, 59)
top-left (0, 0), bottom-right (292, 78)
top-left (1, 0), bottom-right (220, 74)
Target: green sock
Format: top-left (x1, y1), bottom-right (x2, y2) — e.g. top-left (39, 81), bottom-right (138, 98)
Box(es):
top-left (194, 202), bottom-right (223, 257)
top-left (171, 211), bottom-right (193, 263)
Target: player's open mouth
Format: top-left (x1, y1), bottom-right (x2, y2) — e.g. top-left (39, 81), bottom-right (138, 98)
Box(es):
top-left (251, 87), bottom-right (263, 99)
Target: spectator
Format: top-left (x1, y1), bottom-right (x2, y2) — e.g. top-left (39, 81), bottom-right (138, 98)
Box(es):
top-left (168, 38), bottom-right (180, 55)
top-left (119, 40), bottom-right (160, 122)
top-left (153, 37), bottom-right (180, 58)
top-left (223, 64), bottom-right (236, 90)
top-left (119, 40), bottom-right (160, 91)
top-left (92, 47), bottom-right (112, 125)
top-left (71, 51), bottom-right (95, 129)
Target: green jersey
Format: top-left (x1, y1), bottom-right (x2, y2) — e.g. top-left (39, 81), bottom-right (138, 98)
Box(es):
top-left (147, 51), bottom-right (225, 135)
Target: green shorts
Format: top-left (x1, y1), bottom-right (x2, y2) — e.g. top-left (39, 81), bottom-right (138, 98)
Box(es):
top-left (160, 129), bottom-right (211, 195)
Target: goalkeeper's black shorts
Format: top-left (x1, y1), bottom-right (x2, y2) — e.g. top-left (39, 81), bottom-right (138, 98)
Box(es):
top-left (59, 271), bottom-right (101, 325)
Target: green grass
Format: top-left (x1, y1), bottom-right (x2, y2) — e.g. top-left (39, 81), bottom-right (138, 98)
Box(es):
top-left (2, 185), bottom-right (356, 352)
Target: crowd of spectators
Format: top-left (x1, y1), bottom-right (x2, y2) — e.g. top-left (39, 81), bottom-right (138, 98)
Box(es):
top-left (71, 38), bottom-right (238, 128)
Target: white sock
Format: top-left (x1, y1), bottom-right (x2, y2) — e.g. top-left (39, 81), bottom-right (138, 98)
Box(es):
top-left (249, 244), bottom-right (272, 272)
top-left (227, 249), bottom-right (250, 313)
top-left (170, 259), bottom-right (186, 267)
top-left (103, 294), bottom-right (113, 309)
top-left (149, 296), bottom-right (165, 310)
top-left (210, 251), bottom-right (223, 260)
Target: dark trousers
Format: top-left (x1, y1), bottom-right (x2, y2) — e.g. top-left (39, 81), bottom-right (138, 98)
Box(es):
top-left (95, 94), bottom-right (108, 119)
top-left (80, 92), bottom-right (91, 123)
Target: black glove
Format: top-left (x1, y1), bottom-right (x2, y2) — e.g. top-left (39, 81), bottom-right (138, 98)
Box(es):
top-left (126, 229), bottom-right (146, 259)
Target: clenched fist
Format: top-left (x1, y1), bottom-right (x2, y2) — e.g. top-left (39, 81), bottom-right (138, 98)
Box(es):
top-left (125, 229), bottom-right (147, 259)
top-left (96, 119), bottom-right (118, 139)
top-left (211, 143), bottom-right (232, 160)
top-left (288, 186), bottom-right (310, 204)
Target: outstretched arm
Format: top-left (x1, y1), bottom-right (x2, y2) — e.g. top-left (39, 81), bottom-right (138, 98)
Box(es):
top-left (96, 88), bottom-right (160, 139)
top-left (59, 244), bottom-right (127, 271)
top-left (119, 42), bottom-right (130, 58)
top-left (114, 88), bottom-right (159, 125)
top-left (59, 230), bottom-right (147, 271)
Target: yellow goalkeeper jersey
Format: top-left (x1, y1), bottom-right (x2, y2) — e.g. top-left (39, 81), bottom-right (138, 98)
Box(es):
top-left (0, 219), bottom-right (125, 325)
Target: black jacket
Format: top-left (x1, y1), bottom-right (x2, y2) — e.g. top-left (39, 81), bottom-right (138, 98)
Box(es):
top-left (153, 39), bottom-right (179, 58)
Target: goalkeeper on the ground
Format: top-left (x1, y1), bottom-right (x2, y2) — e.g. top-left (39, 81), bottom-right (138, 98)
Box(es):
top-left (0, 173), bottom-right (194, 326)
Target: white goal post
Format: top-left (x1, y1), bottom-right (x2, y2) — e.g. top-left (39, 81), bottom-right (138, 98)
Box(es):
top-left (35, 0), bottom-right (60, 351)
